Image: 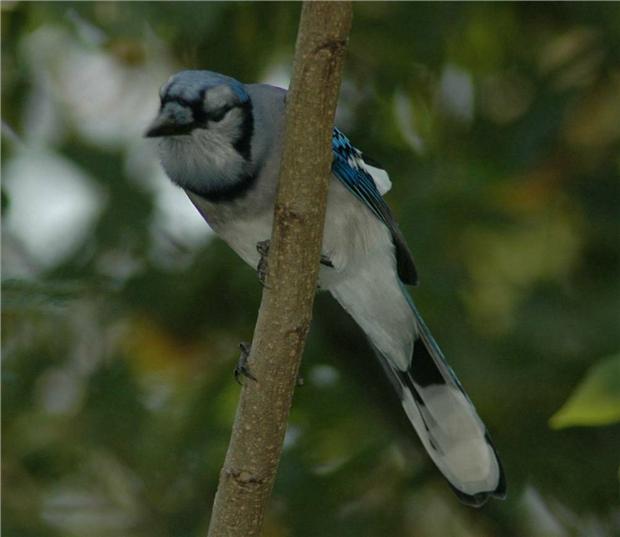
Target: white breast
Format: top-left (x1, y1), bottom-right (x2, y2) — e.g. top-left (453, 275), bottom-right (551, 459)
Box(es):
top-left (215, 213), bottom-right (274, 268)
top-left (186, 175), bottom-right (394, 288)
top-left (187, 191), bottom-right (273, 269)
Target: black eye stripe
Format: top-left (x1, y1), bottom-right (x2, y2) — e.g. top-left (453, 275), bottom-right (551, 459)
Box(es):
top-left (161, 96), bottom-right (208, 125)
top-left (160, 91), bottom-right (243, 127)
top-left (161, 96), bottom-right (195, 108)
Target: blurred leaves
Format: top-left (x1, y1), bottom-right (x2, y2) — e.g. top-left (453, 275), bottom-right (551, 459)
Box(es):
top-left (550, 353), bottom-right (620, 429)
top-left (2, 278), bottom-right (91, 313)
top-left (2, 2), bottom-right (620, 537)
top-left (462, 196), bottom-right (582, 333)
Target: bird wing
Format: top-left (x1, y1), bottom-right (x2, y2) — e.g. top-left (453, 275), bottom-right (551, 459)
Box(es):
top-left (331, 128), bottom-right (418, 285)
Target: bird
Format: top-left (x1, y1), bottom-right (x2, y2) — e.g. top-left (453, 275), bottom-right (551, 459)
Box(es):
top-left (145, 69), bottom-right (506, 507)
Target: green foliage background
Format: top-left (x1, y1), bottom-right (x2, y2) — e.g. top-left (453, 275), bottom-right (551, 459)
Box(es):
top-left (2, 3), bottom-right (619, 536)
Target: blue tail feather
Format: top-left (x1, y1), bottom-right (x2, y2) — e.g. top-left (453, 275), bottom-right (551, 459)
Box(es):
top-left (375, 287), bottom-right (506, 505)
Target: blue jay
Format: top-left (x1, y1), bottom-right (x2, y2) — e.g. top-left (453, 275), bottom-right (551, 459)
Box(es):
top-left (145, 70), bottom-right (506, 506)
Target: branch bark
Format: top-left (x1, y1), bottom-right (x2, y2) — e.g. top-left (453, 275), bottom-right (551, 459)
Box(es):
top-left (206, 3), bottom-right (352, 537)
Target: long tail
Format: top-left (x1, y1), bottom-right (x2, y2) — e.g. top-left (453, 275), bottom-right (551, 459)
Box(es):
top-left (330, 272), bottom-right (506, 506)
top-left (380, 293), bottom-right (506, 506)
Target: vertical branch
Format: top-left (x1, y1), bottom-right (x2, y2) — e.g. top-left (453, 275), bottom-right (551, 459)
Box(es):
top-left (206, 3), bottom-right (353, 537)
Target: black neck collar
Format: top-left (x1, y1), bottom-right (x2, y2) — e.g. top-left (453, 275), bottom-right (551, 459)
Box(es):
top-left (186, 100), bottom-right (259, 203)
top-left (185, 170), bottom-right (259, 203)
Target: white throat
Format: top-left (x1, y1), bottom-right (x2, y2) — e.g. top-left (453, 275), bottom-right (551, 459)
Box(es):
top-left (155, 107), bottom-right (251, 196)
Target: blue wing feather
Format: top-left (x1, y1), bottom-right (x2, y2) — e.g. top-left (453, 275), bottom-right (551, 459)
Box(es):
top-left (331, 129), bottom-right (387, 222)
top-left (331, 129), bottom-right (418, 285)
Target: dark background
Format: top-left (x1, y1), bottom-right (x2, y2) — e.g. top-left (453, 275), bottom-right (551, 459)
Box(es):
top-left (3, 3), bottom-right (619, 536)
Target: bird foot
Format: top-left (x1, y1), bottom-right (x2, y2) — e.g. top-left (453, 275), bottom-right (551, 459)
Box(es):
top-left (233, 341), bottom-right (305, 387)
top-left (320, 254), bottom-right (334, 268)
top-left (256, 240), bottom-right (332, 291)
top-left (234, 341), bottom-right (257, 385)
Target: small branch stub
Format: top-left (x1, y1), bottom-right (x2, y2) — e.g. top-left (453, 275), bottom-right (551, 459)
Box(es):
top-left (206, 3), bottom-right (353, 537)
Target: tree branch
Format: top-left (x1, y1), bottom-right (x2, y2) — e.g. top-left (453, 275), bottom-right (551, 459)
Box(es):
top-left (206, 3), bottom-right (352, 537)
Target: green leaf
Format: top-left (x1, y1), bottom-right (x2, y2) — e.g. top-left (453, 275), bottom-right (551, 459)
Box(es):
top-left (550, 353), bottom-right (620, 429)
top-left (1, 279), bottom-right (88, 313)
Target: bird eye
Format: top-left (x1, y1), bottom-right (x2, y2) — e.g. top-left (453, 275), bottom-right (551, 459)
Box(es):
top-left (207, 106), bottom-right (229, 122)
top-left (203, 85), bottom-right (237, 122)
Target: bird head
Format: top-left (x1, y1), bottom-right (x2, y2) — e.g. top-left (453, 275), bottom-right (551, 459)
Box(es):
top-left (145, 70), bottom-right (257, 199)
top-left (145, 70), bottom-right (251, 139)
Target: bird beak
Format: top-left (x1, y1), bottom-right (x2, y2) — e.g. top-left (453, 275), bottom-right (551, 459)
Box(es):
top-left (144, 111), bottom-right (181, 138)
